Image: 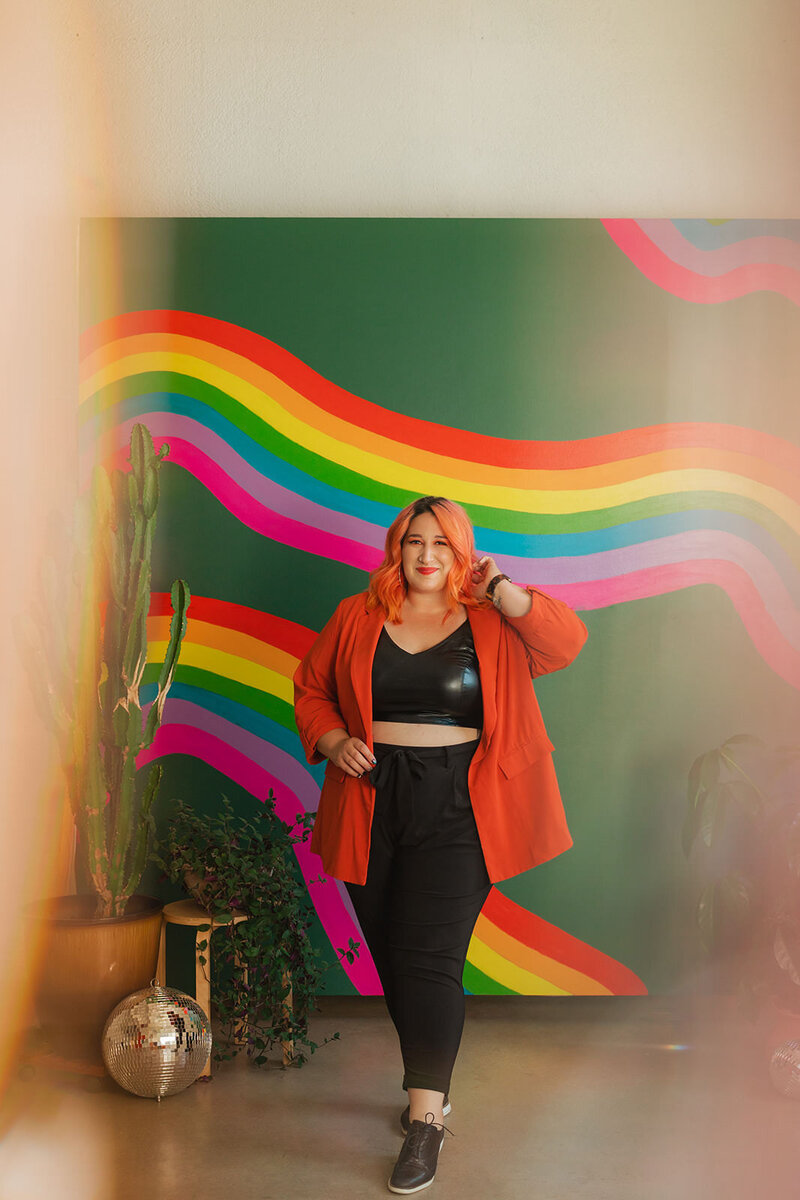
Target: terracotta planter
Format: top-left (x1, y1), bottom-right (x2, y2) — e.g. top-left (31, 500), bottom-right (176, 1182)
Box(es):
top-left (26, 894), bottom-right (163, 1064)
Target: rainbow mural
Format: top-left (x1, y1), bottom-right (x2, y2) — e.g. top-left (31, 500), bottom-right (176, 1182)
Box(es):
top-left (76, 280), bottom-right (800, 995)
top-left (603, 219), bottom-right (800, 307)
top-left (133, 593), bottom-right (644, 996)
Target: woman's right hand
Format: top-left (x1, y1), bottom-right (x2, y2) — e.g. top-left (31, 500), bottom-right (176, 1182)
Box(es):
top-left (319, 731), bottom-right (377, 778)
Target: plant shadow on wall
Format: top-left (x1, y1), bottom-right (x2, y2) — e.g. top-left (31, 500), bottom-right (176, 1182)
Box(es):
top-left (683, 734), bottom-right (800, 1016)
top-left (153, 791), bottom-right (360, 1067)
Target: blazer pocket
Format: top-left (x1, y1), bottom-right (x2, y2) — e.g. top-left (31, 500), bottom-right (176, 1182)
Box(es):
top-left (499, 733), bottom-right (555, 780)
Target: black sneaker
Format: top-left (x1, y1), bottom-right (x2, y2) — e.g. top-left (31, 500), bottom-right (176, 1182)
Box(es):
top-left (388, 1114), bottom-right (447, 1194)
top-left (400, 1095), bottom-right (451, 1135)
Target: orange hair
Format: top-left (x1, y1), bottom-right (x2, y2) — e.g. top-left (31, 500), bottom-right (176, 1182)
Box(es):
top-left (366, 496), bottom-right (480, 623)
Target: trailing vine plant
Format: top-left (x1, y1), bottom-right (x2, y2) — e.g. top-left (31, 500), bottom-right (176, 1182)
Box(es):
top-left (153, 790), bottom-right (359, 1066)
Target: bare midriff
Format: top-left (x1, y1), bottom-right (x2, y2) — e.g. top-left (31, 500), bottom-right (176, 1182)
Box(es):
top-left (371, 721), bottom-right (481, 747)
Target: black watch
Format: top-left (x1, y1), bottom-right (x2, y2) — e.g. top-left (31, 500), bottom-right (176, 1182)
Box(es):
top-left (485, 573), bottom-right (510, 600)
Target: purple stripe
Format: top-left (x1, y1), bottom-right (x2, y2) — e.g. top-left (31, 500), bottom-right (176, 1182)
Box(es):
top-left (639, 220), bottom-right (800, 276)
top-left (81, 413), bottom-right (387, 552)
top-left (491, 530), bottom-right (800, 646)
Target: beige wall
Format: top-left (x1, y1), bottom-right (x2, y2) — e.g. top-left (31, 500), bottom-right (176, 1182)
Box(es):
top-left (24, 0), bottom-right (800, 218)
top-left (1, 0), bottom-right (798, 1086)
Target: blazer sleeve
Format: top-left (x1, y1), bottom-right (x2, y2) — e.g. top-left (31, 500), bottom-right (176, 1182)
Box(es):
top-left (503, 586), bottom-right (588, 678)
top-left (293, 602), bottom-right (349, 765)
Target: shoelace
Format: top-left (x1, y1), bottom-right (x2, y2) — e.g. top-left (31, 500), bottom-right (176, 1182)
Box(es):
top-left (403, 1112), bottom-right (455, 1160)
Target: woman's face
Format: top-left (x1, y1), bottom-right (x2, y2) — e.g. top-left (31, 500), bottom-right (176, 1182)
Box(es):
top-left (401, 511), bottom-right (456, 594)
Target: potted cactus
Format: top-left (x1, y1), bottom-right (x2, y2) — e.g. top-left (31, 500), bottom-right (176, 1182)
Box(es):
top-left (23, 423), bottom-right (190, 1060)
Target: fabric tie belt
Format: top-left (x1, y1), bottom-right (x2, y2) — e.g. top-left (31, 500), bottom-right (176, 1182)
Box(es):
top-left (370, 747), bottom-right (428, 795)
top-left (370, 746), bottom-right (433, 841)
top-left (368, 743), bottom-right (480, 843)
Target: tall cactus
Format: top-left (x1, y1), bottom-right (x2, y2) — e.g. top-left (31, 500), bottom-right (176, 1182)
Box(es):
top-left (27, 425), bottom-right (190, 917)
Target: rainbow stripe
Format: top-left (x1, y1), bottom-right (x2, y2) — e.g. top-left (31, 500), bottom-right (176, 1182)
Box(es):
top-left (78, 307), bottom-right (800, 995)
top-left (603, 219), bottom-right (800, 306)
top-left (139, 595), bottom-right (643, 996)
top-left (80, 311), bottom-right (800, 691)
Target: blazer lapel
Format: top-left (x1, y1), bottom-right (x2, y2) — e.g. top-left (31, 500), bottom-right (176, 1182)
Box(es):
top-left (467, 604), bottom-right (499, 756)
top-left (349, 602), bottom-right (385, 743)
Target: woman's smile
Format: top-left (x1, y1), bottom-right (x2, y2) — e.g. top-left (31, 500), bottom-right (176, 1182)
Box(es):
top-left (401, 512), bottom-right (456, 590)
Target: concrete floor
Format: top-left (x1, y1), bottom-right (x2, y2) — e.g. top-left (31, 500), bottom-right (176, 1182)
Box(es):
top-left (2, 996), bottom-right (798, 1200)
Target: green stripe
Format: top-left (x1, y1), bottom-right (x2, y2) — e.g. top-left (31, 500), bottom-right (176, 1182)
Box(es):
top-left (142, 663), bottom-right (298, 732)
top-left (84, 373), bottom-right (799, 551)
top-left (82, 371), bottom-right (413, 508)
top-left (462, 960), bottom-right (518, 996)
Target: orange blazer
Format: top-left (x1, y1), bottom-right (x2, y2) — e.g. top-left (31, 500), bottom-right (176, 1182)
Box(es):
top-left (293, 588), bottom-right (588, 885)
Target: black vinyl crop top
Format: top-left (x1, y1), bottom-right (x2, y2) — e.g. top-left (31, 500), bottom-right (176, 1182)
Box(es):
top-left (371, 620), bottom-right (484, 727)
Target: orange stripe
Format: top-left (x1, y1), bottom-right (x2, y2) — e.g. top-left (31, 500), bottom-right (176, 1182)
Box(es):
top-left (81, 332), bottom-right (798, 499)
top-left (474, 912), bottom-right (613, 996)
top-left (147, 616), bottom-right (298, 677)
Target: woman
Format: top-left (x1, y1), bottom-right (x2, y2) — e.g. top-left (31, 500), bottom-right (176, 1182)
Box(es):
top-left (294, 496), bottom-right (587, 1194)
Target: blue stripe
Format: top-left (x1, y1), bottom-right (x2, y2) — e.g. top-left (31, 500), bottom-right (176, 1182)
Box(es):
top-left (672, 219), bottom-right (800, 249)
top-left (85, 392), bottom-right (800, 597)
top-left (141, 681), bottom-right (326, 786)
top-left (80, 390), bottom-right (400, 528)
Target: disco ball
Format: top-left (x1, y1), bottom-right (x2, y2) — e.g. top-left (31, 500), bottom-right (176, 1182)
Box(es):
top-left (769, 1039), bottom-right (800, 1099)
top-left (101, 981), bottom-right (211, 1100)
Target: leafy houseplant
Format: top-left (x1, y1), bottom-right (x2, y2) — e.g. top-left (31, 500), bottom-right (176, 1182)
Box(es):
top-left (25, 423), bottom-right (190, 918)
top-left (682, 733), bottom-right (800, 1014)
top-left (154, 791), bottom-right (359, 1066)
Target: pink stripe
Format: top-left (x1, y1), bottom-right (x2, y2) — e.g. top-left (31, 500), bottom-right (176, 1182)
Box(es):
top-left (140, 437), bottom-right (381, 572)
top-left (546, 559), bottom-right (800, 689)
top-left (85, 426), bottom-right (800, 689)
top-left (603, 220), bottom-right (800, 307)
top-left (637, 219), bottom-right (800, 277)
top-left (139, 724), bottom-right (382, 994)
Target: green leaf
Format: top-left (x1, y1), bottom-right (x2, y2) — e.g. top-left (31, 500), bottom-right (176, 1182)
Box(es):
top-left (774, 923), bottom-right (800, 986)
top-left (699, 749), bottom-right (722, 790)
top-left (681, 799), bottom-right (703, 858)
top-left (687, 753), bottom-right (705, 808)
top-left (717, 778), bottom-right (762, 818)
top-left (697, 872), bottom-right (753, 953)
top-left (723, 733), bottom-right (766, 750)
top-left (698, 783), bottom-right (723, 848)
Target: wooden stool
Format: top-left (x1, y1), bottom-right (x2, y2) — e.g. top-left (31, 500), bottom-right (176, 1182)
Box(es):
top-left (156, 899), bottom-right (293, 1075)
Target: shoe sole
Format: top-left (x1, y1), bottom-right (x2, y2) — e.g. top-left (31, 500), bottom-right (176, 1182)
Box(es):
top-left (399, 1100), bottom-right (452, 1136)
top-left (387, 1177), bottom-right (435, 1195)
top-left (387, 1135), bottom-right (444, 1194)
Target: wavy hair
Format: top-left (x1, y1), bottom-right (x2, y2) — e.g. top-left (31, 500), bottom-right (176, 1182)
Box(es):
top-left (366, 496), bottom-right (479, 623)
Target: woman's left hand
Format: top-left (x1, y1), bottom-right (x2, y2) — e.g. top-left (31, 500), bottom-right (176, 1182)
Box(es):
top-left (471, 554), bottom-right (502, 601)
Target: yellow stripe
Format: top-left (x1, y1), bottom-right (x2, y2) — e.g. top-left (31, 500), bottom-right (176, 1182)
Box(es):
top-left (147, 616), bottom-right (299, 677)
top-left (148, 640), bottom-right (293, 704)
top-left (467, 936), bottom-right (571, 995)
top-left (82, 335), bottom-right (794, 497)
top-left (473, 913), bottom-right (613, 996)
top-left (80, 352), bottom-right (800, 526)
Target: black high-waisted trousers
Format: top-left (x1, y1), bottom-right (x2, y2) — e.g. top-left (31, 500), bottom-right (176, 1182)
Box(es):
top-left (345, 740), bottom-right (491, 1095)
